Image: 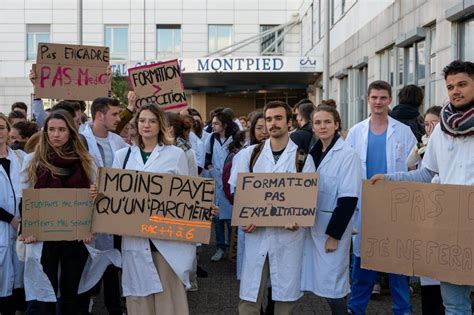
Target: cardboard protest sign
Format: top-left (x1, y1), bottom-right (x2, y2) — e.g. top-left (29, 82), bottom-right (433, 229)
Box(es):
top-left (228, 227), bottom-right (238, 263)
top-left (128, 59), bottom-right (188, 112)
top-left (33, 42), bottom-right (110, 100)
top-left (361, 180), bottom-right (474, 286)
top-left (22, 188), bottom-right (93, 241)
top-left (232, 173), bottom-right (319, 227)
top-left (92, 168), bottom-right (214, 244)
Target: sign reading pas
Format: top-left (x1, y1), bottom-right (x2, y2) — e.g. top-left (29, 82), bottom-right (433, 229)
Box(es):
top-left (92, 168), bottom-right (215, 244)
top-left (232, 173), bottom-right (319, 227)
top-left (361, 180), bottom-right (474, 286)
top-left (128, 59), bottom-right (188, 112)
top-left (22, 188), bottom-right (93, 241)
top-left (33, 42), bottom-right (110, 101)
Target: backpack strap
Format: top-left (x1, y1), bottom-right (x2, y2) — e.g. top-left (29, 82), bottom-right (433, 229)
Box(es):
top-left (122, 147), bottom-right (132, 169)
top-left (295, 148), bottom-right (308, 173)
top-left (249, 142), bottom-right (265, 173)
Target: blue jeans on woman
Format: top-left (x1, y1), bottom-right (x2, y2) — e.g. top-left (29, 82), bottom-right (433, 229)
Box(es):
top-left (440, 282), bottom-right (471, 315)
top-left (214, 217), bottom-right (231, 250)
top-left (349, 256), bottom-right (411, 315)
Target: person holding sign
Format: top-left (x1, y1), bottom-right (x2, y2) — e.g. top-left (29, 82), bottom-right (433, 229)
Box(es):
top-left (109, 104), bottom-right (194, 315)
top-left (18, 110), bottom-right (96, 314)
top-left (370, 60), bottom-right (474, 315)
top-left (346, 81), bottom-right (416, 315)
top-left (229, 101), bottom-right (315, 315)
top-left (0, 114), bottom-right (26, 315)
top-left (300, 105), bottom-right (361, 314)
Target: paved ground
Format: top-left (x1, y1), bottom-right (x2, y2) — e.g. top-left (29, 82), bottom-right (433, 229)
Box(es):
top-left (93, 240), bottom-right (422, 314)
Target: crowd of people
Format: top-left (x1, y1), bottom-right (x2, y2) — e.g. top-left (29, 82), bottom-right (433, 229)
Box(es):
top-left (0, 59), bottom-right (472, 315)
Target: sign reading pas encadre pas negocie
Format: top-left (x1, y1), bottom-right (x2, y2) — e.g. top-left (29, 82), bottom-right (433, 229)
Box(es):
top-left (128, 59), bottom-right (188, 112)
top-left (22, 188), bottom-right (93, 241)
top-left (232, 173), bottom-right (319, 227)
top-left (361, 180), bottom-right (474, 286)
top-left (92, 168), bottom-right (215, 244)
top-left (33, 42), bottom-right (110, 100)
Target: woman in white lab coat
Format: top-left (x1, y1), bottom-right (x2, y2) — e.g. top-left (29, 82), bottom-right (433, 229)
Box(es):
top-left (0, 113), bottom-right (26, 314)
top-left (109, 104), bottom-right (195, 315)
top-left (301, 105), bottom-right (362, 314)
top-left (19, 110), bottom-right (96, 314)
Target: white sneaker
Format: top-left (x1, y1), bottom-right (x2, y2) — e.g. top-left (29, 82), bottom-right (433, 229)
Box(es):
top-left (211, 248), bottom-right (225, 261)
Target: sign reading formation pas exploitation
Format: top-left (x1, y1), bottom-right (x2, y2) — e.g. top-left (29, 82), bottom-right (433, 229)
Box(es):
top-left (22, 188), bottom-right (93, 241)
top-left (361, 180), bottom-right (474, 285)
top-left (33, 42), bottom-right (110, 100)
top-left (92, 168), bottom-right (215, 244)
top-left (232, 173), bottom-right (319, 227)
top-left (128, 59), bottom-right (188, 112)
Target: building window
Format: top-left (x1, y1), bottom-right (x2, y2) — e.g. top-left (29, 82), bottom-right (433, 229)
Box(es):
top-left (27, 25), bottom-right (50, 60)
top-left (157, 25), bottom-right (181, 57)
top-left (312, 0), bottom-right (321, 43)
top-left (459, 16), bottom-right (474, 61)
top-left (208, 25), bottom-right (232, 54)
top-left (105, 25), bottom-right (128, 60)
top-left (331, 0), bottom-right (357, 25)
top-left (429, 25), bottom-right (436, 75)
top-left (339, 75), bottom-right (349, 130)
top-left (260, 25), bottom-right (284, 55)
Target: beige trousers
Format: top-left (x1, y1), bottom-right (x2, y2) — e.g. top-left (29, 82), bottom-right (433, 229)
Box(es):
top-left (238, 257), bottom-right (297, 315)
top-left (126, 251), bottom-right (189, 315)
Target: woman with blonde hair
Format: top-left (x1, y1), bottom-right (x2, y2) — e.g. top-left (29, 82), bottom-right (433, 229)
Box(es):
top-left (105, 104), bottom-right (204, 314)
top-left (0, 113), bottom-right (26, 315)
top-left (19, 110), bottom-right (95, 314)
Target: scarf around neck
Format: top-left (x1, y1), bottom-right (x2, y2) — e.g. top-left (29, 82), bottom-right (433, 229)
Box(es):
top-left (439, 103), bottom-right (474, 137)
top-left (35, 150), bottom-right (90, 189)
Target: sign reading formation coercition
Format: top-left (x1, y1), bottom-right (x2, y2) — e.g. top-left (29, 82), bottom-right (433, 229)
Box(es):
top-left (128, 59), bottom-right (188, 112)
top-left (92, 168), bottom-right (215, 244)
top-left (362, 180), bottom-right (474, 286)
top-left (232, 173), bottom-right (319, 227)
top-left (22, 188), bottom-right (93, 241)
top-left (33, 42), bottom-right (110, 100)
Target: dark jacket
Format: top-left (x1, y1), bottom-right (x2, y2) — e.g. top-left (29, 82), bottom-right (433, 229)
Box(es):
top-left (290, 122), bottom-right (315, 154)
top-left (389, 104), bottom-right (425, 142)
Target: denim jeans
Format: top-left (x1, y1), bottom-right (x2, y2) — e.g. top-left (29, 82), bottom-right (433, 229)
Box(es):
top-left (349, 256), bottom-right (411, 315)
top-left (214, 217), bottom-right (231, 250)
top-left (440, 282), bottom-right (471, 315)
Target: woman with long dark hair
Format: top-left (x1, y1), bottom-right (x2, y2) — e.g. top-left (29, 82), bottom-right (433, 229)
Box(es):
top-left (20, 110), bottom-right (95, 314)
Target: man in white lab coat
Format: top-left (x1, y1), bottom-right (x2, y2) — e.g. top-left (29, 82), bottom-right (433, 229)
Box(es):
top-left (346, 81), bottom-right (416, 315)
top-left (80, 97), bottom-right (128, 314)
top-left (230, 101), bottom-right (315, 315)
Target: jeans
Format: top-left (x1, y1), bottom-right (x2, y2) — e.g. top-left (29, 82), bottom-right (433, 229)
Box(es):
top-left (349, 256), bottom-right (411, 315)
top-left (214, 217), bottom-right (231, 250)
top-left (439, 282), bottom-right (471, 315)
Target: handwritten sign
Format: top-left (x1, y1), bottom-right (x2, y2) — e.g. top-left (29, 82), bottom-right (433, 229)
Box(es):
top-left (232, 173), bottom-right (319, 227)
top-left (361, 180), bottom-right (474, 285)
top-left (33, 42), bottom-right (110, 100)
top-left (128, 59), bottom-right (188, 112)
top-left (92, 168), bottom-right (215, 244)
top-left (22, 188), bottom-right (93, 241)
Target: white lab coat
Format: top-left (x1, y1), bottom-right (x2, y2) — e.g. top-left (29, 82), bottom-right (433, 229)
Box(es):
top-left (0, 148), bottom-right (25, 297)
top-left (301, 138), bottom-right (362, 298)
top-left (112, 144), bottom-right (196, 297)
top-left (206, 134), bottom-right (233, 219)
top-left (189, 131), bottom-right (204, 169)
top-left (229, 138), bottom-right (316, 302)
top-left (346, 116), bottom-right (416, 257)
top-left (80, 122), bottom-right (128, 250)
top-left (19, 154), bottom-right (121, 302)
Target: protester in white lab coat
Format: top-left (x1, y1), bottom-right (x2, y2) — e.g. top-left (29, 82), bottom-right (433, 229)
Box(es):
top-left (301, 105), bottom-right (361, 314)
top-left (230, 101), bottom-right (315, 315)
top-left (80, 97), bottom-right (127, 314)
top-left (0, 113), bottom-right (26, 314)
top-left (103, 104), bottom-right (199, 315)
top-left (205, 111), bottom-right (235, 262)
top-left (19, 110), bottom-right (96, 314)
top-left (346, 81), bottom-right (417, 315)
